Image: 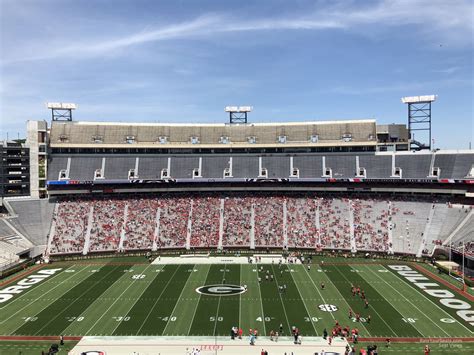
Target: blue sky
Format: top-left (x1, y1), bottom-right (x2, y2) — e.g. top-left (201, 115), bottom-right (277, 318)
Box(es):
top-left (0, 0), bottom-right (472, 149)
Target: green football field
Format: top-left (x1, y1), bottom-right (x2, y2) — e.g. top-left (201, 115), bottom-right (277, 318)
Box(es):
top-left (1, 259), bottom-right (473, 340)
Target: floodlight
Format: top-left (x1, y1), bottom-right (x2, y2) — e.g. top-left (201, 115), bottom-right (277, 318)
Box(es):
top-left (401, 95), bottom-right (437, 104)
top-left (238, 106), bottom-right (253, 112)
top-left (225, 106), bottom-right (253, 112)
top-left (46, 102), bottom-right (77, 109)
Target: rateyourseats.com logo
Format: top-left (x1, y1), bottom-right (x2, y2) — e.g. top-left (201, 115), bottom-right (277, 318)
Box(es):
top-left (196, 284), bottom-right (247, 296)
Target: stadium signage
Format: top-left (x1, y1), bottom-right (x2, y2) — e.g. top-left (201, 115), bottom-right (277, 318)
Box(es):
top-left (196, 284), bottom-right (246, 296)
top-left (0, 268), bottom-right (62, 304)
top-left (388, 265), bottom-right (473, 327)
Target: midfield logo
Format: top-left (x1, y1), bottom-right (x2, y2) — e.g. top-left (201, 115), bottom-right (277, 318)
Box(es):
top-left (196, 284), bottom-right (247, 296)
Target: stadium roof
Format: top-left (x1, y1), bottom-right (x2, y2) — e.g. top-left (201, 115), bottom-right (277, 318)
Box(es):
top-left (49, 119), bottom-right (377, 148)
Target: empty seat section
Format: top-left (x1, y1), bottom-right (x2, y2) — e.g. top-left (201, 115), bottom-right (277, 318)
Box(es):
top-left (171, 156), bottom-right (199, 178)
top-left (69, 157), bottom-right (102, 181)
top-left (396, 154), bottom-right (431, 178)
top-left (293, 155), bottom-right (323, 178)
top-left (138, 156), bottom-right (169, 179)
top-left (262, 156), bottom-right (290, 178)
top-left (105, 157), bottom-right (136, 179)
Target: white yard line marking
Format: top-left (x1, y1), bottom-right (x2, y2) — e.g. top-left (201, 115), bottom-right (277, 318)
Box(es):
top-left (239, 264), bottom-right (242, 328)
top-left (186, 265), bottom-right (211, 336)
top-left (31, 265), bottom-right (117, 336)
top-left (255, 265), bottom-right (267, 336)
top-left (135, 265), bottom-right (181, 335)
top-left (109, 264), bottom-right (165, 335)
top-left (162, 264), bottom-right (196, 334)
top-left (315, 266), bottom-right (372, 337)
top-left (271, 264), bottom-right (291, 335)
top-left (289, 265), bottom-right (319, 336)
top-left (84, 263), bottom-right (155, 335)
top-left (1, 264), bottom-right (81, 323)
top-left (334, 265), bottom-right (399, 337)
top-left (0, 264), bottom-right (77, 312)
top-left (382, 265), bottom-right (474, 335)
top-left (212, 264), bottom-right (227, 336)
top-left (362, 265), bottom-right (450, 337)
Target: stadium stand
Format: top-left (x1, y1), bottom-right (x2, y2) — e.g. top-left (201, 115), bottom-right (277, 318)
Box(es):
top-left (47, 152), bottom-right (474, 181)
top-left (4, 199), bottom-right (54, 246)
top-left (46, 194), bottom-right (471, 257)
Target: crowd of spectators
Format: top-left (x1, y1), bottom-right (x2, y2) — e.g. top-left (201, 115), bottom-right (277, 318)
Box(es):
top-left (48, 194), bottom-right (471, 255)
top-left (223, 197), bottom-right (252, 246)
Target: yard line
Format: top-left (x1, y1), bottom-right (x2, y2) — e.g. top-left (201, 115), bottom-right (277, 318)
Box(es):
top-left (382, 265), bottom-right (474, 335)
top-left (302, 264), bottom-right (335, 321)
top-left (84, 263), bottom-right (155, 335)
top-left (110, 264), bottom-right (165, 335)
top-left (212, 263), bottom-right (227, 336)
top-left (301, 264), bottom-right (373, 337)
top-left (1, 264), bottom-right (83, 324)
top-left (31, 265), bottom-right (119, 336)
top-left (333, 265), bottom-right (399, 337)
top-left (362, 265), bottom-right (450, 337)
top-left (288, 265), bottom-right (319, 335)
top-left (135, 265), bottom-right (181, 335)
top-left (239, 264), bottom-right (242, 328)
top-left (161, 264), bottom-right (195, 334)
top-left (186, 265), bottom-right (211, 336)
top-left (270, 264), bottom-right (292, 335)
top-left (255, 265), bottom-right (267, 336)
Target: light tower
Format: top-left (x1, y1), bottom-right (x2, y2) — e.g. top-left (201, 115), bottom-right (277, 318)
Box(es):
top-left (401, 95), bottom-right (437, 150)
top-left (225, 106), bottom-right (253, 124)
top-left (46, 102), bottom-right (77, 121)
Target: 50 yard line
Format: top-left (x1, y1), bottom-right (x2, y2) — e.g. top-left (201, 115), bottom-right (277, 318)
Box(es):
top-left (212, 263), bottom-right (227, 336)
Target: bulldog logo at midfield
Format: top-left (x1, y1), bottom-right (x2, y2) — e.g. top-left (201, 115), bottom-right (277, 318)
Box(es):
top-left (196, 284), bottom-right (247, 296)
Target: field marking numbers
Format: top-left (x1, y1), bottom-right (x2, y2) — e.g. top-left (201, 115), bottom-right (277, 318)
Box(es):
top-left (212, 264), bottom-right (227, 336)
top-left (2, 265), bottom-right (90, 327)
top-left (162, 264), bottom-right (196, 335)
top-left (327, 266), bottom-right (371, 337)
top-left (109, 264), bottom-right (165, 335)
top-left (186, 265), bottom-right (211, 336)
top-left (288, 265), bottom-right (319, 335)
top-left (84, 263), bottom-right (154, 335)
top-left (136, 265), bottom-right (181, 335)
top-left (379, 265), bottom-right (474, 335)
top-left (302, 264), bottom-right (336, 322)
top-left (336, 265), bottom-right (399, 337)
top-left (30, 265), bottom-right (119, 336)
top-left (364, 265), bottom-right (451, 337)
top-left (271, 264), bottom-right (292, 335)
top-left (255, 265), bottom-right (267, 336)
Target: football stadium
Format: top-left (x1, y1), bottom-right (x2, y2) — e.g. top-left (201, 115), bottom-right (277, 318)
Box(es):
top-left (1, 1), bottom-right (473, 354)
top-left (0, 98), bottom-right (473, 355)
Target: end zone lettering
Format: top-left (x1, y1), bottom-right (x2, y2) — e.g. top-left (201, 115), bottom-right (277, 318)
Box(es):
top-left (0, 268), bottom-right (62, 303)
top-left (388, 265), bottom-right (474, 327)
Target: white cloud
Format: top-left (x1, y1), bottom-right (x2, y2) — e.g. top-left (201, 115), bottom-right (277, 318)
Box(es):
top-left (2, 0), bottom-right (472, 64)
